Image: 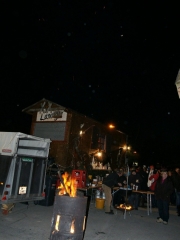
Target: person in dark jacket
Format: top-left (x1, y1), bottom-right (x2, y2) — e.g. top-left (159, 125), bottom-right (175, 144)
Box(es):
top-left (128, 169), bottom-right (142, 210)
top-left (155, 168), bottom-right (174, 225)
top-left (138, 166), bottom-right (148, 207)
top-left (102, 170), bottom-right (122, 214)
top-left (171, 168), bottom-right (180, 216)
top-left (168, 170), bottom-right (176, 205)
top-left (113, 169), bottom-right (127, 207)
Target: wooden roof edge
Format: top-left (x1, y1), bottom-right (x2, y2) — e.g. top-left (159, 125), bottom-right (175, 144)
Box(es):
top-left (70, 111), bottom-right (126, 135)
top-left (22, 98), bottom-right (126, 135)
top-left (22, 98), bottom-right (67, 113)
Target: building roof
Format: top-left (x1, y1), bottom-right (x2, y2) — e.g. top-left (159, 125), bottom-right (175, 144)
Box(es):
top-left (22, 98), bottom-right (126, 136)
top-left (22, 98), bottom-right (67, 115)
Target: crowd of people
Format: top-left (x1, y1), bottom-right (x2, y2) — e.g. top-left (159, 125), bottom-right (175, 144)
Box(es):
top-left (102, 165), bottom-right (180, 225)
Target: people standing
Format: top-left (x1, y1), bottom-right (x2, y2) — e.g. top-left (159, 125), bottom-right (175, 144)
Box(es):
top-left (155, 168), bottom-right (174, 225)
top-left (140, 166), bottom-right (148, 191)
top-left (113, 169), bottom-right (127, 207)
top-left (102, 169), bottom-right (123, 214)
top-left (128, 169), bottom-right (142, 210)
top-left (172, 167), bottom-right (180, 216)
top-left (147, 165), bottom-right (159, 207)
top-left (168, 170), bottom-right (176, 205)
top-left (139, 166), bottom-right (148, 207)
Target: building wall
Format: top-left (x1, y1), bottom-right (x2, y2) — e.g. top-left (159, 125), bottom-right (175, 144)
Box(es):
top-left (30, 111), bottom-right (72, 167)
top-left (27, 102), bottom-right (127, 169)
top-left (47, 112), bottom-right (72, 167)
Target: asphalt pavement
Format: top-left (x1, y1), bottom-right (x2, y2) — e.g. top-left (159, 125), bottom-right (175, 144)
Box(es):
top-left (0, 200), bottom-right (180, 240)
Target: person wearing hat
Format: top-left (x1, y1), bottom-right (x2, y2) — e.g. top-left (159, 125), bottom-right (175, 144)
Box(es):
top-left (155, 168), bottom-right (174, 225)
top-left (102, 169), bottom-right (123, 214)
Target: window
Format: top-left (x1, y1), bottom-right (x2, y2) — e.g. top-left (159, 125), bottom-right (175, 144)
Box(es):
top-left (34, 122), bottom-right (66, 140)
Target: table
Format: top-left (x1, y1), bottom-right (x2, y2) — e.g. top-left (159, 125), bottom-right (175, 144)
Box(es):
top-left (112, 187), bottom-right (155, 216)
top-left (133, 190), bottom-right (155, 215)
top-left (78, 186), bottom-right (155, 215)
top-left (78, 185), bottom-right (102, 202)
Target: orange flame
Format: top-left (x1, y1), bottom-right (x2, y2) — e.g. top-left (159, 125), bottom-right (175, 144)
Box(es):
top-left (70, 177), bottom-right (77, 197)
top-left (70, 219), bottom-right (75, 233)
top-left (58, 172), bottom-right (77, 197)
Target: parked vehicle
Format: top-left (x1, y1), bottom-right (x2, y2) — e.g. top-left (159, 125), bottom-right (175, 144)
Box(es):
top-left (0, 132), bottom-right (51, 214)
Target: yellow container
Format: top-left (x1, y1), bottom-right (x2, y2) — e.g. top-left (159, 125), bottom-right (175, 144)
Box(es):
top-left (88, 175), bottom-right (92, 180)
top-left (96, 198), bottom-right (105, 209)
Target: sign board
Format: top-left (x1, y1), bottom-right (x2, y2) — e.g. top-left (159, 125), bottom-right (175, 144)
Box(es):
top-left (19, 186), bottom-right (27, 194)
top-left (36, 111), bottom-right (67, 121)
top-left (22, 158), bottom-right (33, 162)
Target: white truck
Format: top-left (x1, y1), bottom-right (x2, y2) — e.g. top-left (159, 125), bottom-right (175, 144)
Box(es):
top-left (0, 132), bottom-right (51, 214)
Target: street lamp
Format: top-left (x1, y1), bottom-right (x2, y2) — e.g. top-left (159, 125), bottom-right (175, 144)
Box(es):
top-left (123, 146), bottom-right (131, 150)
top-left (109, 124), bottom-right (115, 129)
top-left (97, 151), bottom-right (102, 157)
top-left (108, 123), bottom-right (128, 168)
top-left (108, 124), bottom-right (125, 134)
top-left (79, 125), bottom-right (95, 135)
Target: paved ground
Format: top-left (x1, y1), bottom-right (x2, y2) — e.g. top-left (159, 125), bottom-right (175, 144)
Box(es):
top-left (84, 203), bottom-right (180, 240)
top-left (0, 200), bottom-right (180, 240)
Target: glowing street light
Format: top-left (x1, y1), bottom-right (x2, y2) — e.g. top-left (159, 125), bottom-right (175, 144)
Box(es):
top-left (79, 124), bottom-right (95, 136)
top-left (97, 152), bottom-right (102, 157)
top-left (123, 146), bottom-right (131, 150)
top-left (108, 124), bottom-right (124, 134)
top-left (79, 125), bottom-right (95, 135)
top-left (109, 124), bottom-right (115, 129)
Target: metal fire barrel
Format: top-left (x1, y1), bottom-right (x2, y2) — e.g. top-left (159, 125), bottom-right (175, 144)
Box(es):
top-left (50, 195), bottom-right (88, 240)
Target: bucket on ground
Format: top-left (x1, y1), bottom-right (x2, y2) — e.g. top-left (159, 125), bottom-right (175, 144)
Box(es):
top-left (96, 198), bottom-right (105, 209)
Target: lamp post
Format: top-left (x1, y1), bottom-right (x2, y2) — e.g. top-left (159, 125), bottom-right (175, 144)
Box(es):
top-left (79, 124), bottom-right (95, 135)
top-left (123, 135), bottom-right (132, 219)
top-left (108, 123), bottom-right (127, 169)
top-left (116, 143), bottom-right (131, 168)
top-left (109, 124), bottom-right (115, 129)
top-left (71, 124), bottom-right (95, 169)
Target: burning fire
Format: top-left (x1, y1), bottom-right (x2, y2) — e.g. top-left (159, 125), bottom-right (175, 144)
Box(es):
top-left (55, 215), bottom-right (60, 231)
top-left (118, 204), bottom-right (133, 211)
top-left (70, 219), bottom-right (75, 233)
top-left (58, 172), bottom-right (77, 197)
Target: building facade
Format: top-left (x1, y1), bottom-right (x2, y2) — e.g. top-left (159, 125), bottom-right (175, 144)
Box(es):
top-left (23, 98), bottom-right (127, 171)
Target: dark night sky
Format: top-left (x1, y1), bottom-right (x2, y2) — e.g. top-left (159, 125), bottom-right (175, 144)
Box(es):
top-left (1, 1), bottom-right (180, 166)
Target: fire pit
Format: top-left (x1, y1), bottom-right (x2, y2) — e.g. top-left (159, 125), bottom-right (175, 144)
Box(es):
top-left (115, 203), bottom-right (133, 219)
top-left (50, 171), bottom-right (88, 240)
top-left (112, 188), bottom-right (133, 218)
top-left (50, 195), bottom-right (87, 240)
top-left (116, 203), bottom-right (133, 211)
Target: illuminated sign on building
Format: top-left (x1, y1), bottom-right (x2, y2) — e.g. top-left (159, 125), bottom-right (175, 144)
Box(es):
top-left (36, 110), bottom-right (67, 121)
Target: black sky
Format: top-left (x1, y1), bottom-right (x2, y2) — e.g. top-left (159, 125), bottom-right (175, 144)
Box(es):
top-left (1, 1), bottom-right (180, 166)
